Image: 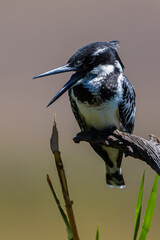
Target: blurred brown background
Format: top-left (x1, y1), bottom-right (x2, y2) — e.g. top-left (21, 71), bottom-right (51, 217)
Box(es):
top-left (1, 0), bottom-right (160, 239)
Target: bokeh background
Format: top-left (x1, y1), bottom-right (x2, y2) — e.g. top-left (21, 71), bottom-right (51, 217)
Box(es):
top-left (1, 0), bottom-right (160, 239)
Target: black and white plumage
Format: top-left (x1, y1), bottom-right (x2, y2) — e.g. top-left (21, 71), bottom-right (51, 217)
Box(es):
top-left (33, 41), bottom-right (136, 188)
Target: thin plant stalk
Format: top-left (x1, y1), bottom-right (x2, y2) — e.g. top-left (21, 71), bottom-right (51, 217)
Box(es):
top-left (50, 114), bottom-right (80, 240)
top-left (47, 174), bottom-right (73, 240)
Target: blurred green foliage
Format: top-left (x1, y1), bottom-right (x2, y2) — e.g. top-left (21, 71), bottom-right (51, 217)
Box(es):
top-left (134, 172), bottom-right (159, 240)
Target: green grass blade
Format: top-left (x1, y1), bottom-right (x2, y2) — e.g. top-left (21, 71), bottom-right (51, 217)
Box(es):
top-left (96, 226), bottom-right (100, 240)
top-left (47, 174), bottom-right (73, 240)
top-left (139, 174), bottom-right (159, 240)
top-left (133, 171), bottom-right (145, 240)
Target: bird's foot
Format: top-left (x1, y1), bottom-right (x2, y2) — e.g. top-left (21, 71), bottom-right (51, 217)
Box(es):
top-left (73, 127), bottom-right (117, 144)
top-left (73, 128), bottom-right (105, 144)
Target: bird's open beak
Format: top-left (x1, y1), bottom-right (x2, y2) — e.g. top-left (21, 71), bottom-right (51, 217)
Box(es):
top-left (33, 64), bottom-right (82, 107)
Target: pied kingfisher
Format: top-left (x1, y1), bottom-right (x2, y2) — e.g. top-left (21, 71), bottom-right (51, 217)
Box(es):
top-left (33, 41), bottom-right (136, 188)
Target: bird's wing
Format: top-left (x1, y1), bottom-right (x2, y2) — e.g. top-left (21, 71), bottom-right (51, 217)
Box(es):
top-left (119, 75), bottom-right (136, 134)
top-left (68, 89), bottom-right (86, 131)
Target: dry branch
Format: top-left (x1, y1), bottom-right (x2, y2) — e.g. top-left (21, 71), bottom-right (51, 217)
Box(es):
top-left (73, 127), bottom-right (160, 175)
top-left (50, 115), bottom-right (80, 240)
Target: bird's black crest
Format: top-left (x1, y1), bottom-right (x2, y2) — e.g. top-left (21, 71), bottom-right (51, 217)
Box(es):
top-left (68, 41), bottom-right (124, 70)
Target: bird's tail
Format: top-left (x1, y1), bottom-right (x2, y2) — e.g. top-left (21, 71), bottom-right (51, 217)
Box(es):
top-left (90, 144), bottom-right (125, 188)
top-left (105, 164), bottom-right (125, 188)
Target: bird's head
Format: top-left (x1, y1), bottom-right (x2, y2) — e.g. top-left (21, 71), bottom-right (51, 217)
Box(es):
top-left (33, 41), bottom-right (124, 107)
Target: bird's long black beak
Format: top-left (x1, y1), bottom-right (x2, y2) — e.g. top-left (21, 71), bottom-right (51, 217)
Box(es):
top-left (33, 64), bottom-right (82, 107)
top-left (33, 64), bottom-right (76, 79)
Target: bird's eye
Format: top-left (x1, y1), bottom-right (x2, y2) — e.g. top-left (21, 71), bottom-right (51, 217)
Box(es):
top-left (75, 60), bottom-right (82, 68)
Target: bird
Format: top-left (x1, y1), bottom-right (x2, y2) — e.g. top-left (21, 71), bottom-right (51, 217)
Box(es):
top-left (33, 41), bottom-right (136, 188)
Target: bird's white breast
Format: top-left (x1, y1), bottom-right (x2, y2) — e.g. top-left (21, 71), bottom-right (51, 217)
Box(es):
top-left (72, 94), bottom-right (121, 131)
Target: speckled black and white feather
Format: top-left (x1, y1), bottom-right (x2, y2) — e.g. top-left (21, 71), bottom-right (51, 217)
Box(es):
top-left (119, 75), bottom-right (136, 134)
